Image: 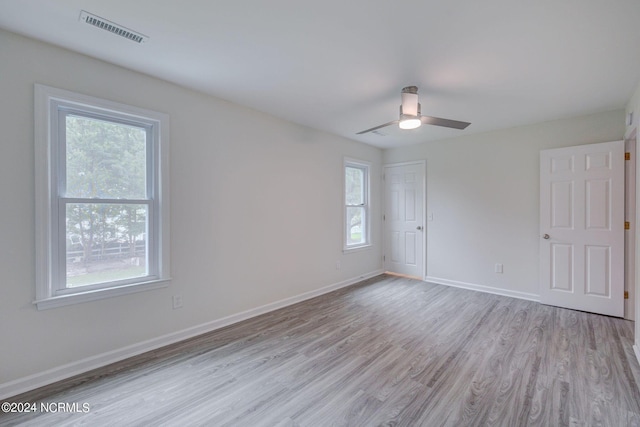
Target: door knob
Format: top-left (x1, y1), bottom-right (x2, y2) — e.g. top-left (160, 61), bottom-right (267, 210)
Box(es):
top-left (543, 234), bottom-right (550, 239)
top-left (416, 226), bottom-right (423, 231)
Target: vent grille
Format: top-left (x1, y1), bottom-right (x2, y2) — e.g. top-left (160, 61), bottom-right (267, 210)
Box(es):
top-left (79, 10), bottom-right (148, 43)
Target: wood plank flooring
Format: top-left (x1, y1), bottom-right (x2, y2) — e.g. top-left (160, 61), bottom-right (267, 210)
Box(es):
top-left (3, 275), bottom-right (640, 426)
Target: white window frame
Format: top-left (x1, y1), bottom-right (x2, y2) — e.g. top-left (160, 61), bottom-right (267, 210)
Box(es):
top-left (344, 158), bottom-right (371, 252)
top-left (34, 84), bottom-right (171, 310)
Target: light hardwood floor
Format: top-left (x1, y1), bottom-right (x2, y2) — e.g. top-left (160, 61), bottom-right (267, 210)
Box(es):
top-left (3, 275), bottom-right (640, 426)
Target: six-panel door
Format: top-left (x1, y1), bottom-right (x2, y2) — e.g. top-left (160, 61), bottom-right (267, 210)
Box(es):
top-left (384, 162), bottom-right (425, 279)
top-left (539, 140), bottom-right (624, 317)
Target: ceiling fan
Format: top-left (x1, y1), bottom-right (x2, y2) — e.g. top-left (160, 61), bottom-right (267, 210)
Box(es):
top-left (356, 86), bottom-right (471, 135)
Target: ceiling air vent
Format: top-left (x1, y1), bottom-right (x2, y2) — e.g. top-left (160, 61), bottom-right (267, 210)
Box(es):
top-left (79, 10), bottom-right (148, 44)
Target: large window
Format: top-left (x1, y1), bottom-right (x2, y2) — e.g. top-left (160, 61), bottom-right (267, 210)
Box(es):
top-left (344, 159), bottom-right (370, 250)
top-left (35, 85), bottom-right (170, 309)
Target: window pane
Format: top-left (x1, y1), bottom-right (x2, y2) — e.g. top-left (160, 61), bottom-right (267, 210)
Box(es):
top-left (346, 206), bottom-right (365, 245)
top-left (66, 203), bottom-right (148, 288)
top-left (345, 166), bottom-right (364, 205)
top-left (65, 115), bottom-right (147, 199)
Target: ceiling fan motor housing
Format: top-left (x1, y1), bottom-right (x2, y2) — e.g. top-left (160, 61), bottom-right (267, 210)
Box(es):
top-left (400, 86), bottom-right (420, 117)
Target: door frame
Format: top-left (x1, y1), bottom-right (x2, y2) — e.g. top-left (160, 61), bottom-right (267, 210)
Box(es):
top-left (625, 131), bottom-right (636, 321)
top-left (383, 160), bottom-right (427, 280)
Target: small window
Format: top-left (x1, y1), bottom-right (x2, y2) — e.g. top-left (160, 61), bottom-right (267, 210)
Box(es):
top-left (344, 159), bottom-right (370, 250)
top-left (35, 85), bottom-right (170, 309)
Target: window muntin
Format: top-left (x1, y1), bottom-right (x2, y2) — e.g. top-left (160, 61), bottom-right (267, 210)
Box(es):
top-left (345, 160), bottom-right (370, 249)
top-left (35, 84), bottom-right (170, 309)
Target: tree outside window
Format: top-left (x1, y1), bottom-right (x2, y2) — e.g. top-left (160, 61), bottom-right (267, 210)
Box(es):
top-left (64, 115), bottom-right (149, 287)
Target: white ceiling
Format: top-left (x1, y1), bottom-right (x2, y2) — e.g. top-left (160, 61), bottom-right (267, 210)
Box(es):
top-left (2, 0), bottom-right (640, 148)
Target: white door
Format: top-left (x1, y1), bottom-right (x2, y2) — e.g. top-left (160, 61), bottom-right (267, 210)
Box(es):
top-left (540, 140), bottom-right (624, 317)
top-left (384, 162), bottom-right (425, 279)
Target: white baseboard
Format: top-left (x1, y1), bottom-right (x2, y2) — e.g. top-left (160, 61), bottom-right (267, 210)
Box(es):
top-left (634, 344), bottom-right (640, 366)
top-left (425, 276), bottom-right (540, 302)
top-left (0, 270), bottom-right (383, 400)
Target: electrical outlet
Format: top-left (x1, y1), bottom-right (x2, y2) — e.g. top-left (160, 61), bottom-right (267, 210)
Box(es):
top-left (495, 263), bottom-right (503, 274)
top-left (336, 261), bottom-right (341, 270)
top-left (172, 295), bottom-right (183, 309)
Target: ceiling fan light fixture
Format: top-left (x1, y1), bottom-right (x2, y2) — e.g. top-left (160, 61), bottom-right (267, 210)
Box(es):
top-left (399, 116), bottom-right (422, 130)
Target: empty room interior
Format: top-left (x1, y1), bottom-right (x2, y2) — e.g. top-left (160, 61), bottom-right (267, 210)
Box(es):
top-left (2, 1), bottom-right (640, 425)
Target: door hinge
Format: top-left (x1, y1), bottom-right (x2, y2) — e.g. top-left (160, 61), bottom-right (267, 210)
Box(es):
top-left (625, 152), bottom-right (631, 160)
top-left (383, 214), bottom-right (386, 221)
top-left (625, 221), bottom-right (630, 230)
top-left (625, 291), bottom-right (629, 299)
top-left (383, 255), bottom-right (386, 262)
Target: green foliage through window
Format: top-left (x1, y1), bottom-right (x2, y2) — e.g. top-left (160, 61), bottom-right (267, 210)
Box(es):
top-left (345, 163), bottom-right (368, 247)
top-left (65, 115), bottom-right (147, 199)
top-left (64, 115), bottom-right (149, 287)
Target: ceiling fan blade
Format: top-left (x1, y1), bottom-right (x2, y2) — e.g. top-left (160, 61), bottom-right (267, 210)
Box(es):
top-left (420, 115), bottom-right (471, 130)
top-left (356, 120), bottom-right (399, 135)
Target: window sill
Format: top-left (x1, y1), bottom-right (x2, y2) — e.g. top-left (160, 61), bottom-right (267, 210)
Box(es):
top-left (34, 278), bottom-right (170, 310)
top-left (343, 244), bottom-right (372, 254)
